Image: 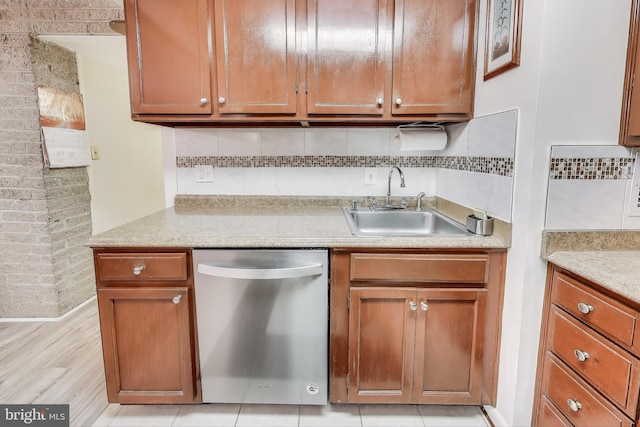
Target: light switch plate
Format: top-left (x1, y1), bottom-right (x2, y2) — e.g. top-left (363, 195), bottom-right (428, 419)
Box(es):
top-left (364, 168), bottom-right (377, 185)
top-left (195, 165), bottom-right (214, 183)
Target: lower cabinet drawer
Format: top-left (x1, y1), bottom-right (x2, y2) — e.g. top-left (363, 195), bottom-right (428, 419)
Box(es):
top-left (542, 353), bottom-right (633, 427)
top-left (349, 253), bottom-right (489, 283)
top-left (95, 252), bottom-right (188, 282)
top-left (538, 395), bottom-right (573, 427)
top-left (548, 306), bottom-right (640, 417)
top-left (551, 271), bottom-right (639, 352)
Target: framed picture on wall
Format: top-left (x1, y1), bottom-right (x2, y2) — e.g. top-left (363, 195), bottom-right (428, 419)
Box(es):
top-left (484, 0), bottom-right (523, 80)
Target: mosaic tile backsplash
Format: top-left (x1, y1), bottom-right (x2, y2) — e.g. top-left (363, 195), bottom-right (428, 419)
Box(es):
top-left (545, 146), bottom-right (640, 230)
top-left (177, 155), bottom-right (514, 177)
top-left (549, 157), bottom-right (634, 180)
top-left (172, 110), bottom-right (519, 221)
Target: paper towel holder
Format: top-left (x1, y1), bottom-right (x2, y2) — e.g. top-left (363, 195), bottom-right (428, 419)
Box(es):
top-left (395, 123), bottom-right (448, 151)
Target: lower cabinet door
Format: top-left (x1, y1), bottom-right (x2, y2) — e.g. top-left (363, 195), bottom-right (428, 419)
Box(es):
top-left (97, 287), bottom-right (196, 403)
top-left (348, 287), bottom-right (417, 403)
top-left (413, 288), bottom-right (486, 404)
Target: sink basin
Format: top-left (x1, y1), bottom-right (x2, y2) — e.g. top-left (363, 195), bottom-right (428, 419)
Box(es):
top-left (342, 207), bottom-right (472, 237)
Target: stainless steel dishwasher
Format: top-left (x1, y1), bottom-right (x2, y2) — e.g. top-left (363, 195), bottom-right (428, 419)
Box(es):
top-left (193, 249), bottom-right (328, 405)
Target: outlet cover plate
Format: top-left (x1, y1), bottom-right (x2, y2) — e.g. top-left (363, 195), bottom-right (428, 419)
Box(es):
top-left (195, 165), bottom-right (214, 183)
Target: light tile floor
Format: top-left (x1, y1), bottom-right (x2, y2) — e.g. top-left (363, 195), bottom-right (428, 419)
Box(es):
top-left (92, 403), bottom-right (490, 427)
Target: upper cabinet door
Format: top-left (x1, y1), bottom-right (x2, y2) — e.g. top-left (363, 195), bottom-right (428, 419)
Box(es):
top-left (392, 0), bottom-right (476, 116)
top-left (307, 0), bottom-right (389, 115)
top-left (125, 0), bottom-right (212, 115)
top-left (214, 0), bottom-right (297, 115)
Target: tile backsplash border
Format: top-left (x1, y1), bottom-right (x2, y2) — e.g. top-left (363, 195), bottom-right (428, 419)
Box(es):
top-left (177, 155), bottom-right (515, 177)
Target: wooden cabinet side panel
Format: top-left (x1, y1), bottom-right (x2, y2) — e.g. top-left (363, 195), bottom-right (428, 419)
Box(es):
top-left (531, 263), bottom-right (557, 427)
top-left (306, 0), bottom-right (388, 115)
top-left (348, 287), bottom-right (416, 403)
top-left (214, 0), bottom-right (297, 114)
top-left (329, 250), bottom-right (350, 402)
top-left (482, 250), bottom-right (506, 405)
top-left (125, 0), bottom-right (212, 114)
top-left (98, 287), bottom-right (196, 404)
top-left (413, 288), bottom-right (486, 404)
top-left (392, 0), bottom-right (476, 115)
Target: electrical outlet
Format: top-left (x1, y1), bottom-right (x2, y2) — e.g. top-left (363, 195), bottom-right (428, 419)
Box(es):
top-left (195, 165), bottom-right (214, 183)
top-left (364, 167), bottom-right (377, 185)
top-left (90, 146), bottom-right (100, 160)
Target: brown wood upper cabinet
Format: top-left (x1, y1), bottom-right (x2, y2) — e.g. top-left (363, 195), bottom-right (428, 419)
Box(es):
top-left (124, 0), bottom-right (213, 115)
top-left (306, 0), bottom-right (389, 115)
top-left (392, 0), bottom-right (476, 116)
top-left (214, 0), bottom-right (298, 114)
top-left (124, 0), bottom-right (477, 123)
top-left (620, 0), bottom-right (640, 146)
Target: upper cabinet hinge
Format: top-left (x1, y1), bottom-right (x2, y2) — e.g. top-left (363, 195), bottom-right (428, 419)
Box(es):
top-left (347, 293), bottom-right (350, 311)
top-left (346, 373), bottom-right (350, 390)
top-left (305, 82), bottom-right (309, 94)
top-left (295, 82), bottom-right (299, 94)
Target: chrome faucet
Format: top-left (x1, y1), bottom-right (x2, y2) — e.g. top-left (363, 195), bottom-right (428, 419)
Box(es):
top-left (386, 166), bottom-right (405, 206)
top-left (415, 192), bottom-right (425, 211)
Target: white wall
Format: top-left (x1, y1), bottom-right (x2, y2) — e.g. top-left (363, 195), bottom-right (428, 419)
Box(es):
top-left (474, 0), bottom-right (632, 425)
top-left (70, 38), bottom-right (166, 234)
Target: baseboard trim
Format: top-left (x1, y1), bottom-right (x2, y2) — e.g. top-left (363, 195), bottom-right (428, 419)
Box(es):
top-left (483, 405), bottom-right (508, 427)
top-left (0, 295), bottom-right (97, 322)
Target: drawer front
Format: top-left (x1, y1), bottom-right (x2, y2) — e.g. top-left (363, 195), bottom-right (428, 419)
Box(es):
top-left (548, 306), bottom-right (640, 415)
top-left (96, 252), bottom-right (188, 282)
top-left (538, 395), bottom-right (573, 427)
top-left (350, 253), bottom-right (489, 283)
top-left (551, 272), bottom-right (638, 349)
top-left (542, 353), bottom-right (633, 427)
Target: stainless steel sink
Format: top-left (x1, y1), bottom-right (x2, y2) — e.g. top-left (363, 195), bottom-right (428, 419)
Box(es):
top-left (342, 207), bottom-right (472, 237)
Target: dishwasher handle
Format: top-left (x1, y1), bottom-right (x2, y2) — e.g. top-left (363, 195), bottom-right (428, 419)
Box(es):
top-left (197, 262), bottom-right (323, 280)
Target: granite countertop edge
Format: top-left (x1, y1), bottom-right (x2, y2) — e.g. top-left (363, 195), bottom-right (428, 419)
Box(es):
top-left (86, 195), bottom-right (511, 250)
top-left (542, 230), bottom-right (640, 306)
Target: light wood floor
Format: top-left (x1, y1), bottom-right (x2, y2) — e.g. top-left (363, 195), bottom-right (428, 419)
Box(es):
top-left (0, 299), bottom-right (108, 427)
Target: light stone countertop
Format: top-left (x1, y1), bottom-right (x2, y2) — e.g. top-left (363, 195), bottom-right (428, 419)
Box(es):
top-left (86, 196), bottom-right (510, 249)
top-left (545, 251), bottom-right (640, 306)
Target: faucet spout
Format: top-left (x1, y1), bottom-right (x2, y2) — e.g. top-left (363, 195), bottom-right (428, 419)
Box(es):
top-left (386, 166), bottom-right (405, 206)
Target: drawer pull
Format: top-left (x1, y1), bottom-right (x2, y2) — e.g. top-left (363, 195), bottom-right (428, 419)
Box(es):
top-left (409, 300), bottom-right (417, 311)
top-left (132, 265), bottom-right (145, 275)
top-left (577, 302), bottom-right (593, 314)
top-left (573, 349), bottom-right (590, 362)
top-left (172, 295), bottom-right (182, 304)
top-left (420, 301), bottom-right (428, 311)
top-left (567, 398), bottom-right (582, 412)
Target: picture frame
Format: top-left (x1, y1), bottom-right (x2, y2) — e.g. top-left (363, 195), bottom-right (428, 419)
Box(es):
top-left (484, 0), bottom-right (523, 80)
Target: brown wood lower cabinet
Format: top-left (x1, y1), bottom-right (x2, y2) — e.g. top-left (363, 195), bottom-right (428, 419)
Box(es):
top-left (330, 248), bottom-right (506, 405)
top-left (348, 287), bottom-right (486, 404)
top-left (532, 264), bottom-right (640, 426)
top-left (94, 248), bottom-right (200, 404)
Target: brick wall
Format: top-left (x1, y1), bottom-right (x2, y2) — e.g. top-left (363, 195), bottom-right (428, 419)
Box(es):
top-left (0, 0), bottom-right (123, 317)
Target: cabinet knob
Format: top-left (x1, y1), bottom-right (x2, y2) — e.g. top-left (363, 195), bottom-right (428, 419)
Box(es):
top-left (577, 302), bottom-right (593, 314)
top-left (132, 265), bottom-right (145, 275)
top-left (200, 97), bottom-right (209, 106)
top-left (395, 98), bottom-right (402, 106)
top-left (409, 300), bottom-right (417, 311)
top-left (573, 349), bottom-right (590, 362)
top-left (376, 97), bottom-right (383, 106)
top-left (420, 301), bottom-right (428, 311)
top-left (567, 398), bottom-right (582, 412)
top-left (172, 295), bottom-right (182, 304)
top-left (219, 96), bottom-right (226, 104)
